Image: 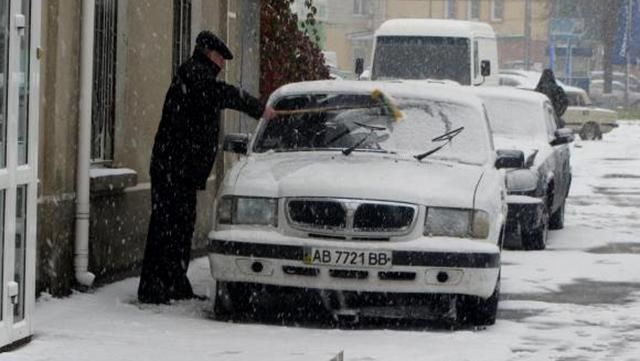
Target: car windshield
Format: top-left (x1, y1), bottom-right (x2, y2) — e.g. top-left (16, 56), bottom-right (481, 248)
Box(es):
top-left (372, 36), bottom-right (470, 84)
top-left (482, 97), bottom-right (546, 139)
top-left (254, 93), bottom-right (491, 164)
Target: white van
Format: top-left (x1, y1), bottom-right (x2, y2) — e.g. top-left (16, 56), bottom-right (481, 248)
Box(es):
top-left (367, 19), bottom-right (499, 86)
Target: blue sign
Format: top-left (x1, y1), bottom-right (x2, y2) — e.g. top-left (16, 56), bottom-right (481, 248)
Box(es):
top-left (613, 0), bottom-right (640, 65)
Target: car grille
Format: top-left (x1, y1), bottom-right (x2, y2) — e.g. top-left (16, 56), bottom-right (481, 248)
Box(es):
top-left (354, 203), bottom-right (415, 231)
top-left (286, 198), bottom-right (417, 239)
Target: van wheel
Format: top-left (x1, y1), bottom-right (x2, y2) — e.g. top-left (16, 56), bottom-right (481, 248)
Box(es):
top-left (521, 205), bottom-right (549, 250)
top-left (579, 122), bottom-right (602, 141)
top-left (456, 273), bottom-right (500, 326)
top-left (549, 200), bottom-right (565, 230)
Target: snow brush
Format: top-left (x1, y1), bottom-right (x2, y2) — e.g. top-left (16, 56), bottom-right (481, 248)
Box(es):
top-left (370, 89), bottom-right (403, 121)
top-left (271, 90), bottom-right (402, 121)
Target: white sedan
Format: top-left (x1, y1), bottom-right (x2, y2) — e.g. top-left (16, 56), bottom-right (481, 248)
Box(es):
top-left (208, 80), bottom-right (517, 326)
top-left (476, 87), bottom-right (574, 250)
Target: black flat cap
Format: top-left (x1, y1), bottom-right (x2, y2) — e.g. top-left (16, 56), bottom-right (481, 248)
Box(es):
top-left (195, 30), bottom-right (233, 60)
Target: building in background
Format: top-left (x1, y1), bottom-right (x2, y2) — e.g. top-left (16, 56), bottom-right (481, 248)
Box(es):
top-left (313, 0), bottom-right (553, 75)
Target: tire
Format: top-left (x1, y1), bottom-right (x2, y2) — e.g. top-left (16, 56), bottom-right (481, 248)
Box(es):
top-left (521, 204), bottom-right (549, 250)
top-left (213, 281), bottom-right (253, 319)
top-left (549, 200), bottom-right (565, 230)
top-left (579, 122), bottom-right (602, 141)
top-left (456, 273), bottom-right (500, 327)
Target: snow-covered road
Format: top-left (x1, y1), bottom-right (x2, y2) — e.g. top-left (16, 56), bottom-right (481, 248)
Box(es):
top-left (5, 122), bottom-right (640, 361)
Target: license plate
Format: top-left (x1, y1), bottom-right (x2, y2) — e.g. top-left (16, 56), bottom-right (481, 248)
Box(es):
top-left (303, 247), bottom-right (392, 269)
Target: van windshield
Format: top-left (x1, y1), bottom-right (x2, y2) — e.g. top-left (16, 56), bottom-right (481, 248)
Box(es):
top-left (372, 36), bottom-right (471, 84)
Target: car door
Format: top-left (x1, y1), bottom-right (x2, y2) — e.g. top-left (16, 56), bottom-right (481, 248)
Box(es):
top-left (545, 102), bottom-right (570, 210)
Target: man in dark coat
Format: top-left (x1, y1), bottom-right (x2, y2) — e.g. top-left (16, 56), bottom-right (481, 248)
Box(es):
top-left (535, 69), bottom-right (568, 127)
top-left (138, 31), bottom-right (274, 304)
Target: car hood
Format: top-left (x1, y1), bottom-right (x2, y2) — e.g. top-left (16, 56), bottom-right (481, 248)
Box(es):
top-left (226, 152), bottom-right (485, 208)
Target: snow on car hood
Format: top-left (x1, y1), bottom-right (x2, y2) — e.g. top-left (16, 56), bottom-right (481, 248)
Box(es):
top-left (226, 152), bottom-right (485, 208)
top-left (567, 106), bottom-right (617, 114)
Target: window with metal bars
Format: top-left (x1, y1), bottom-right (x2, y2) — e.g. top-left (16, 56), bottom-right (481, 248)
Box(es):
top-left (172, 0), bottom-right (192, 76)
top-left (91, 0), bottom-right (117, 163)
top-left (468, 0), bottom-right (480, 20)
top-left (491, 0), bottom-right (504, 21)
top-left (445, 0), bottom-right (457, 19)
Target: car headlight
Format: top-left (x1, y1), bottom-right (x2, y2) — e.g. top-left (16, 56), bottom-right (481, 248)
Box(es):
top-left (424, 207), bottom-right (490, 239)
top-left (505, 169), bottom-right (538, 192)
top-left (217, 196), bottom-right (278, 226)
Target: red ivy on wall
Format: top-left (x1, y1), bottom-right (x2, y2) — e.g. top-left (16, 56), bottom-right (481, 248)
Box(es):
top-left (260, 0), bottom-right (329, 103)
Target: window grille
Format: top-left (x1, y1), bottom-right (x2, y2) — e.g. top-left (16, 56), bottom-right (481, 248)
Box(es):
top-left (91, 0), bottom-right (118, 162)
top-left (492, 0), bottom-right (504, 21)
top-left (353, 0), bottom-right (369, 16)
top-left (445, 0), bottom-right (457, 19)
top-left (173, 0), bottom-right (192, 76)
top-left (468, 0), bottom-right (480, 20)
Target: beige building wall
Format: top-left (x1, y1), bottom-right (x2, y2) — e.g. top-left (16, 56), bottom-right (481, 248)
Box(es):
top-left (37, 0), bottom-right (251, 295)
top-left (40, 0), bottom-right (81, 197)
top-left (384, 0), bottom-right (431, 18)
top-left (113, 1), bottom-right (173, 181)
top-left (325, 25), bottom-right (358, 70)
top-left (323, 0), bottom-right (552, 73)
top-left (38, 0), bottom-right (83, 294)
top-left (383, 0), bottom-right (549, 40)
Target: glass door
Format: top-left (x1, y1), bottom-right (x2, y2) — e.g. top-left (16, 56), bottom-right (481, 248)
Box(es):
top-left (0, 0), bottom-right (39, 349)
top-left (0, 0), bottom-right (11, 347)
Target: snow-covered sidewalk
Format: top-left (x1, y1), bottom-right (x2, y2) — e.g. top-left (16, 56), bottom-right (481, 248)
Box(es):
top-left (4, 122), bottom-right (640, 361)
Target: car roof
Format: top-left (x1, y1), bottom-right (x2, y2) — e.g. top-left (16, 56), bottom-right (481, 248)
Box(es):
top-left (375, 19), bottom-right (495, 38)
top-left (562, 85), bottom-right (587, 95)
top-left (269, 80), bottom-right (485, 110)
top-left (473, 86), bottom-right (550, 106)
top-left (499, 69), bottom-right (571, 89)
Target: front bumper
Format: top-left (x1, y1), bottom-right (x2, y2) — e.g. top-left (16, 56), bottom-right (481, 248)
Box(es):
top-left (208, 234), bottom-right (500, 299)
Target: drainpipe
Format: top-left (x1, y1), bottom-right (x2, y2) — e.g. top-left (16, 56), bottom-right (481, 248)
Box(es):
top-left (75, 0), bottom-right (96, 287)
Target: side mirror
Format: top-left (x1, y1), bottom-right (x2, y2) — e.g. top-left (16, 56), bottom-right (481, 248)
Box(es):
top-left (223, 133), bottom-right (250, 155)
top-left (481, 60), bottom-right (491, 77)
top-left (354, 58), bottom-right (364, 77)
top-left (550, 128), bottom-right (574, 146)
top-left (495, 149), bottom-right (525, 169)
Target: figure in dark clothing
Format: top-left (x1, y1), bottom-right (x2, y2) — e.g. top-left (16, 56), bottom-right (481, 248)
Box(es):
top-left (535, 69), bottom-right (569, 124)
top-left (138, 31), bottom-right (275, 304)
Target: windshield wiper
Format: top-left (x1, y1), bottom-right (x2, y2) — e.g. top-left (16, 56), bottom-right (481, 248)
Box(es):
top-left (413, 126), bottom-right (464, 161)
top-left (342, 121), bottom-right (387, 156)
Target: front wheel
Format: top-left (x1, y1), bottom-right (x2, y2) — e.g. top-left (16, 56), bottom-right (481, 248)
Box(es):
top-left (521, 205), bottom-right (549, 250)
top-left (213, 281), bottom-right (253, 319)
top-left (549, 200), bottom-right (565, 230)
top-left (456, 274), bottom-right (500, 326)
top-left (579, 122), bottom-right (602, 141)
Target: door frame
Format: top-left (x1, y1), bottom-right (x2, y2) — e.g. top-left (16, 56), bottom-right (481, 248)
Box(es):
top-left (0, 0), bottom-right (40, 348)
